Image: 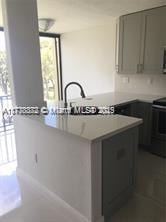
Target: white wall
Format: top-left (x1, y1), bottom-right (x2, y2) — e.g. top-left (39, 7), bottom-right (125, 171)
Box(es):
top-left (115, 74), bottom-right (166, 96)
top-left (61, 21), bottom-right (116, 99)
top-left (15, 116), bottom-right (92, 221)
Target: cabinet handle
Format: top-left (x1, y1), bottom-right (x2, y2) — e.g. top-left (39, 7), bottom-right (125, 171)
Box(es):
top-left (162, 46), bottom-right (166, 74)
top-left (137, 64), bottom-right (140, 73)
top-left (116, 65), bottom-right (119, 73)
top-left (137, 64), bottom-right (144, 73)
top-left (140, 64), bottom-right (144, 73)
top-left (117, 148), bottom-right (126, 160)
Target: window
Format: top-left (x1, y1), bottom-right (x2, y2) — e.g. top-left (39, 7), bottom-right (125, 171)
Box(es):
top-left (0, 30), bottom-right (10, 96)
top-left (39, 33), bottom-right (62, 105)
top-left (0, 29), bottom-right (12, 130)
top-left (0, 29), bottom-right (62, 103)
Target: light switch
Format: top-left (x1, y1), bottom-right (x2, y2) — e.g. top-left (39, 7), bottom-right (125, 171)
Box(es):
top-left (34, 153), bottom-right (38, 163)
top-left (147, 77), bottom-right (153, 85)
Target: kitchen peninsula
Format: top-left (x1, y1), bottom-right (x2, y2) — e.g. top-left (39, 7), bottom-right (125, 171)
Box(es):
top-left (15, 107), bottom-right (142, 222)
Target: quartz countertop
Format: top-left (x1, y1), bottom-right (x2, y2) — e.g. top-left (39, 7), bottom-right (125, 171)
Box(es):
top-left (25, 114), bottom-right (142, 142)
top-left (69, 91), bottom-right (164, 107)
top-left (24, 91), bottom-right (163, 142)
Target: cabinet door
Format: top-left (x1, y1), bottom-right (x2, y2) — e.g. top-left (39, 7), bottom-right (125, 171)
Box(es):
top-left (140, 7), bottom-right (166, 74)
top-left (131, 102), bottom-right (152, 146)
top-left (102, 130), bottom-right (134, 215)
top-left (118, 13), bottom-right (142, 74)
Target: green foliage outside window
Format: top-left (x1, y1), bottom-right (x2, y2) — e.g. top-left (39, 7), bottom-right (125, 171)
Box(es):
top-left (0, 51), bottom-right (10, 95)
top-left (40, 37), bottom-right (59, 102)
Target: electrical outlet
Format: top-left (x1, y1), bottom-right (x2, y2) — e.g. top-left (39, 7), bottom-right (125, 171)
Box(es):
top-left (147, 77), bottom-right (153, 85)
top-left (34, 153), bottom-right (38, 163)
top-left (122, 77), bottom-right (130, 84)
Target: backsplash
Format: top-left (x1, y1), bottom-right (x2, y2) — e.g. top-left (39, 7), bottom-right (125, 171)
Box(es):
top-left (115, 73), bottom-right (166, 96)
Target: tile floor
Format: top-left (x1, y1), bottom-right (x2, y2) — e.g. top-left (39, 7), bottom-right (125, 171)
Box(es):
top-left (0, 133), bottom-right (166, 222)
top-left (0, 162), bottom-right (21, 217)
top-left (112, 149), bottom-right (166, 222)
top-left (135, 149), bottom-right (166, 206)
top-left (0, 164), bottom-right (88, 222)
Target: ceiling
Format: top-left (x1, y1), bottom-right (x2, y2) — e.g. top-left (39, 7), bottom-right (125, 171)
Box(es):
top-left (0, 0), bottom-right (166, 34)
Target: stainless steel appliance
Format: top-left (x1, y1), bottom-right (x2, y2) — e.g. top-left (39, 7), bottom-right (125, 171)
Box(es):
top-left (163, 47), bottom-right (166, 74)
top-left (152, 98), bottom-right (166, 157)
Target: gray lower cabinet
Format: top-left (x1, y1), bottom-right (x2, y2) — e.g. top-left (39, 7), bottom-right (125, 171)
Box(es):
top-left (115, 102), bottom-right (152, 147)
top-left (102, 128), bottom-right (138, 221)
top-left (131, 102), bottom-right (152, 146)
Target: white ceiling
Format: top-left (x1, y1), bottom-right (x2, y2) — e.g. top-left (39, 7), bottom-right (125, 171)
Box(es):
top-left (0, 0), bottom-right (166, 33)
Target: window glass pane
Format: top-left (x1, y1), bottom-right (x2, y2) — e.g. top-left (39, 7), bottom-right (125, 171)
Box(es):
top-left (40, 36), bottom-right (59, 105)
top-left (0, 31), bottom-right (12, 130)
top-left (0, 31), bottom-right (10, 96)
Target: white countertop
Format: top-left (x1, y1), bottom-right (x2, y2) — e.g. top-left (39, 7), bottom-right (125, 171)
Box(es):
top-left (25, 91), bottom-right (164, 142)
top-left (69, 91), bottom-right (164, 107)
top-left (27, 114), bottom-right (142, 142)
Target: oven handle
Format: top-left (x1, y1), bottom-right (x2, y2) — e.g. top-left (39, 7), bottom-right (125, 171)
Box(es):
top-left (152, 104), bottom-right (166, 110)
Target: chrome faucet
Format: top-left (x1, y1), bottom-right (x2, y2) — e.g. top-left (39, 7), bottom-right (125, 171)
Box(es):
top-left (64, 82), bottom-right (86, 108)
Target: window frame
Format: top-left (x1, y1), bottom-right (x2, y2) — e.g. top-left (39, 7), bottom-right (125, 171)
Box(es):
top-left (39, 32), bottom-right (63, 100)
top-left (0, 27), bottom-right (63, 100)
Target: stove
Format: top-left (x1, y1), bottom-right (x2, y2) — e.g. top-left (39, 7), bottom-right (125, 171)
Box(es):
top-left (153, 97), bottom-right (166, 107)
top-left (151, 97), bottom-right (166, 158)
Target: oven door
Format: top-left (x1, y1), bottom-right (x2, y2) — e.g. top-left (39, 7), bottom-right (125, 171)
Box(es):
top-left (152, 105), bottom-right (166, 141)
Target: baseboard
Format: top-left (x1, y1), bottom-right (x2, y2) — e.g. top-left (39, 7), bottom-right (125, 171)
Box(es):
top-left (17, 168), bottom-right (91, 222)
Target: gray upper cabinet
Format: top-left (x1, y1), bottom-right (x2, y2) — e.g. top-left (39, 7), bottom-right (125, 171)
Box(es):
top-left (140, 7), bottom-right (166, 74)
top-left (118, 13), bottom-right (142, 74)
top-left (117, 6), bottom-right (166, 75)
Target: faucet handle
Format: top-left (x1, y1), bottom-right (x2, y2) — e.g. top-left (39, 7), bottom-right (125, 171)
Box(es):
top-left (64, 102), bottom-right (68, 108)
top-left (80, 90), bottom-right (86, 98)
